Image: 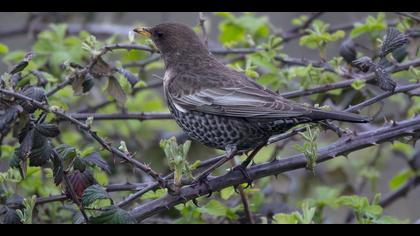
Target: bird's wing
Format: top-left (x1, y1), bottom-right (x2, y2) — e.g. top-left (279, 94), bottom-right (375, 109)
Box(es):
top-left (168, 76), bottom-right (312, 119)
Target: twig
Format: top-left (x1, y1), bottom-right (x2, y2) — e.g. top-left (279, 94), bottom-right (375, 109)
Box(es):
top-left (46, 76), bottom-right (74, 97)
top-left (395, 12), bottom-right (420, 23)
top-left (229, 160), bottom-right (254, 224)
top-left (67, 112), bottom-right (172, 121)
top-left (198, 12), bottom-right (208, 49)
top-left (289, 12), bottom-right (324, 33)
top-left (7, 182), bottom-right (152, 209)
top-left (379, 176), bottom-right (420, 208)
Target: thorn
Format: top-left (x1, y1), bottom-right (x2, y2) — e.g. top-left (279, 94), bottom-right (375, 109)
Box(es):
top-left (192, 198), bottom-right (200, 207)
top-left (180, 195), bottom-right (188, 202)
top-left (233, 185), bottom-right (240, 194)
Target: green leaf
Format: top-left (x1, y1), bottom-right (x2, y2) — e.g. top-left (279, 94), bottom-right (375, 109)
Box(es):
top-left (220, 187), bottom-right (235, 200)
top-left (351, 79), bottom-right (366, 90)
top-left (141, 189), bottom-right (167, 200)
top-left (54, 144), bottom-right (77, 171)
top-left (272, 213), bottom-right (299, 224)
top-left (81, 184), bottom-right (112, 207)
top-left (199, 200), bottom-right (227, 217)
top-left (2, 50), bottom-right (25, 64)
top-left (389, 169), bottom-right (414, 190)
top-left (374, 215), bottom-right (410, 224)
top-left (0, 43), bottom-right (9, 55)
top-left (219, 22), bottom-right (246, 44)
top-left (350, 13), bottom-right (387, 38)
top-left (90, 205), bottom-right (136, 224)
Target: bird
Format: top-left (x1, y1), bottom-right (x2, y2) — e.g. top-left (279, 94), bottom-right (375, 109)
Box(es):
top-left (133, 23), bottom-right (370, 184)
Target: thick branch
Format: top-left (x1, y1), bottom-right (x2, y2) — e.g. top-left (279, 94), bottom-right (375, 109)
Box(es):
top-left (130, 115), bottom-right (420, 221)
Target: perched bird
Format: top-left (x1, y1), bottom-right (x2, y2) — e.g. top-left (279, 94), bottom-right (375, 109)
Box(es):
top-left (133, 23), bottom-right (370, 182)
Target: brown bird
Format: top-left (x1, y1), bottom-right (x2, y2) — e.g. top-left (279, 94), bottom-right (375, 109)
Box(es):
top-left (133, 23), bottom-right (370, 184)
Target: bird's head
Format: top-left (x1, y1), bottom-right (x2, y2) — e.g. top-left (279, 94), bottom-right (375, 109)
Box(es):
top-left (133, 23), bottom-right (209, 64)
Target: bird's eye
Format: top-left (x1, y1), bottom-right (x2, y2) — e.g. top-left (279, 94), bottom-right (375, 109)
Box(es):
top-left (156, 31), bottom-right (164, 38)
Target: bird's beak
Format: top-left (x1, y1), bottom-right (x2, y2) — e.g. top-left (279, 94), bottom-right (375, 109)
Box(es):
top-left (133, 27), bottom-right (152, 38)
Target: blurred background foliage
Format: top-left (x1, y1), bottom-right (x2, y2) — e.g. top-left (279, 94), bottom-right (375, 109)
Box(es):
top-left (0, 12), bottom-right (419, 224)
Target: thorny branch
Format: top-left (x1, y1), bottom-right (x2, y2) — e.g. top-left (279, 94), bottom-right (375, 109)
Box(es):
top-left (129, 115), bottom-right (420, 222)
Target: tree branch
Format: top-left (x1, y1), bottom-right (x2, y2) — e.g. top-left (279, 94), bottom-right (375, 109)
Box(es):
top-left (130, 115), bottom-right (420, 222)
top-left (379, 176), bottom-right (420, 208)
top-left (67, 112), bottom-right (172, 121)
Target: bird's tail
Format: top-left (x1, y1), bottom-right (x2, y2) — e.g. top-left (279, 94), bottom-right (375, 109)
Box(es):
top-left (310, 109), bottom-right (371, 123)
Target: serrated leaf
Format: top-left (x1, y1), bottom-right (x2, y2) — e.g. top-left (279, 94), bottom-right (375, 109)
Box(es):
top-left (35, 123), bottom-right (60, 137)
top-left (90, 205), bottom-right (136, 224)
top-left (107, 76), bottom-right (127, 106)
top-left (28, 140), bottom-right (51, 166)
top-left (50, 151), bottom-right (63, 185)
top-left (0, 105), bottom-right (20, 133)
top-left (54, 144), bottom-right (77, 170)
top-left (18, 87), bottom-right (46, 113)
top-left (82, 152), bottom-right (110, 174)
top-left (66, 170), bottom-right (96, 200)
top-left (18, 128), bottom-right (34, 160)
top-left (81, 184), bottom-right (112, 206)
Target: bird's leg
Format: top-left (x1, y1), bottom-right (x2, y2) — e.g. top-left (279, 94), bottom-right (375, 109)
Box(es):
top-left (192, 146), bottom-right (238, 186)
top-left (232, 144), bottom-right (265, 188)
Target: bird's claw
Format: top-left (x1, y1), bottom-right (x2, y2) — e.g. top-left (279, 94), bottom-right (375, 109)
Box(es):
top-left (232, 164), bottom-right (253, 189)
top-left (192, 174), bottom-right (213, 197)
